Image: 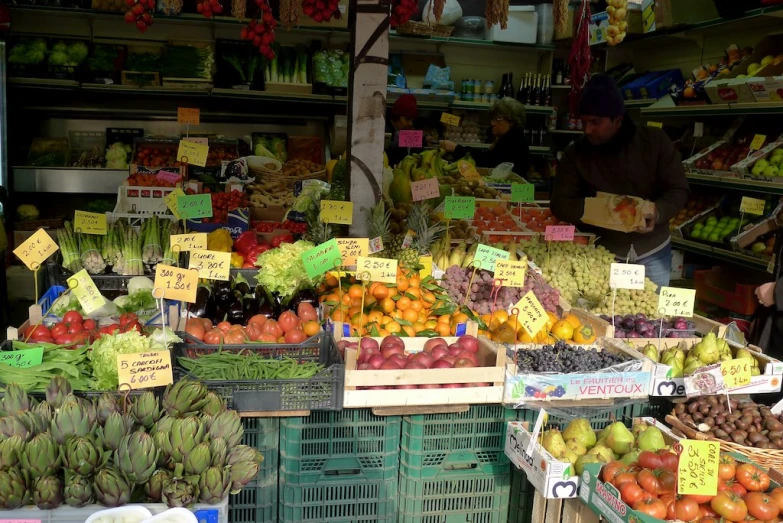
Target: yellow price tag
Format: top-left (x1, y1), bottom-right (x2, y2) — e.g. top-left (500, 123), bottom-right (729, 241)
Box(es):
top-left (514, 290), bottom-right (548, 338)
top-left (170, 233), bottom-right (208, 252)
top-left (440, 112), bottom-right (461, 126)
top-left (750, 134), bottom-right (767, 151)
top-left (67, 269), bottom-right (106, 315)
top-left (117, 350), bottom-right (174, 390)
top-left (177, 140), bottom-right (209, 167)
top-left (164, 188), bottom-right (185, 219)
top-left (74, 211), bottom-right (107, 235)
top-left (647, 121), bottom-right (663, 128)
top-left (177, 107), bottom-right (200, 125)
top-left (419, 255), bottom-right (433, 279)
top-left (336, 238), bottom-right (368, 266)
top-left (721, 359), bottom-right (752, 389)
top-left (677, 440), bottom-right (719, 496)
top-left (320, 200), bottom-right (354, 225)
top-left (188, 249), bottom-right (231, 281)
top-left (13, 228), bottom-right (59, 271)
top-left (154, 264), bottom-right (198, 303)
top-left (740, 196), bottom-right (765, 216)
top-left (658, 287), bottom-right (696, 318)
top-left (356, 256), bottom-right (398, 284)
top-left (495, 259), bottom-right (526, 288)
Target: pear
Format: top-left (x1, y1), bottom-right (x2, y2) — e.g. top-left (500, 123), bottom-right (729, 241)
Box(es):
top-left (575, 454), bottom-right (605, 475)
top-left (632, 424), bottom-right (647, 440)
top-left (720, 353), bottom-right (732, 362)
top-left (564, 449), bottom-right (579, 465)
top-left (621, 450), bottom-right (641, 465)
top-left (642, 344), bottom-right (659, 362)
top-left (597, 425), bottom-right (612, 442)
top-left (716, 339), bottom-right (731, 356)
top-left (683, 359), bottom-right (703, 376)
top-left (542, 429), bottom-right (568, 460)
top-left (670, 360), bottom-right (683, 378)
top-left (587, 444), bottom-right (615, 464)
top-left (563, 418), bottom-right (596, 449)
top-left (605, 422), bottom-right (634, 455)
top-left (637, 426), bottom-right (665, 452)
top-left (566, 439), bottom-right (587, 457)
top-left (735, 348), bottom-right (755, 360)
top-left (693, 333), bottom-right (719, 364)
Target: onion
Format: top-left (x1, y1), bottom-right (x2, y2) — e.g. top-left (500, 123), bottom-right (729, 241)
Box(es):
top-left (380, 360), bottom-right (403, 370)
top-left (430, 347), bottom-right (449, 361)
top-left (413, 352), bottom-right (435, 368)
top-left (457, 335), bottom-right (479, 354)
top-left (431, 359), bottom-right (453, 369)
top-left (337, 340), bottom-right (350, 351)
top-left (368, 354), bottom-right (385, 369)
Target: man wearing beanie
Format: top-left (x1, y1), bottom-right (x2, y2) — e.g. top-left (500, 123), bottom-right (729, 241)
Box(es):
top-left (551, 74), bottom-right (689, 288)
top-left (386, 94), bottom-right (421, 167)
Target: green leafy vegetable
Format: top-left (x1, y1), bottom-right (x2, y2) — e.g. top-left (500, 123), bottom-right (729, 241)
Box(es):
top-left (253, 240), bottom-right (319, 300)
top-left (88, 331), bottom-right (167, 390)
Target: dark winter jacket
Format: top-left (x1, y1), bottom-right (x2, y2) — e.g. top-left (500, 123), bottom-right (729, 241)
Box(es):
top-left (453, 126), bottom-right (530, 175)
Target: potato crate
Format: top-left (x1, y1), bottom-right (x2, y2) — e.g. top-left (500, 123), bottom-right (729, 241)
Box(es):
top-left (400, 405), bottom-right (516, 479)
top-left (230, 418), bottom-right (280, 523)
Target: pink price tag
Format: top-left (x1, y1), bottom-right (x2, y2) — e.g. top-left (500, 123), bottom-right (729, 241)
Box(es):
top-left (545, 225), bottom-right (575, 241)
top-left (398, 130), bottom-right (423, 148)
top-left (410, 178), bottom-right (440, 201)
top-left (156, 170), bottom-right (182, 185)
top-left (0, 520), bottom-right (42, 523)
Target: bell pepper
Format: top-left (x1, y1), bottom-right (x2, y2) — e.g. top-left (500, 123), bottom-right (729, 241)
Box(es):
top-left (245, 244), bottom-right (271, 266)
top-left (271, 233), bottom-right (294, 248)
top-left (234, 230), bottom-right (258, 255)
top-left (230, 252), bottom-right (245, 268)
top-left (207, 229), bottom-right (233, 252)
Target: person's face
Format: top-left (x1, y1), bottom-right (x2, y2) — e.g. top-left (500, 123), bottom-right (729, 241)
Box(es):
top-left (582, 115), bottom-right (622, 145)
top-left (394, 116), bottom-right (414, 131)
top-left (490, 117), bottom-right (512, 137)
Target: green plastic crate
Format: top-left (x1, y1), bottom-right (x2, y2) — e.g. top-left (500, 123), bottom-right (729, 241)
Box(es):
top-left (230, 418), bottom-right (279, 523)
top-left (398, 469), bottom-right (512, 523)
top-left (507, 468), bottom-right (534, 523)
top-left (399, 405), bottom-right (516, 479)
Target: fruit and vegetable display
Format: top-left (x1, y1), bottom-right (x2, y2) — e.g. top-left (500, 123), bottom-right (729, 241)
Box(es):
top-left (264, 45), bottom-right (309, 85)
top-left (670, 195), bottom-right (720, 231)
top-left (387, 150), bottom-right (462, 209)
top-left (179, 189), bottom-right (248, 225)
top-left (471, 206), bottom-right (525, 235)
top-left (516, 340), bottom-right (629, 375)
top-left (0, 377), bottom-right (262, 510)
top-left (673, 44), bottom-right (752, 103)
top-left (600, 313), bottom-right (696, 339)
top-left (688, 214), bottom-right (753, 243)
top-left (747, 147), bottom-right (783, 178)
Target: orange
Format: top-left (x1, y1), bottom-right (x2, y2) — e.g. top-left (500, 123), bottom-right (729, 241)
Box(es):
top-left (378, 329), bottom-right (390, 337)
top-left (324, 273), bottom-right (338, 288)
top-left (546, 311), bottom-right (559, 332)
top-left (368, 311), bottom-right (384, 324)
top-left (350, 297), bottom-right (363, 309)
top-left (408, 275), bottom-right (421, 288)
top-left (517, 329), bottom-right (534, 343)
top-left (422, 292), bottom-right (436, 308)
top-left (505, 315), bottom-right (522, 333)
top-left (573, 324), bottom-right (596, 344)
top-left (406, 287), bottom-right (421, 299)
top-left (563, 313), bottom-right (582, 329)
top-left (341, 293), bottom-right (353, 305)
top-left (348, 284), bottom-right (363, 299)
top-left (435, 323), bottom-right (451, 336)
top-left (303, 320), bottom-right (321, 337)
top-left (403, 308), bottom-right (420, 323)
top-left (365, 295), bottom-right (377, 309)
top-left (413, 322), bottom-right (426, 333)
top-left (409, 300), bottom-right (423, 312)
top-left (331, 309), bottom-right (348, 322)
top-left (438, 314), bottom-right (451, 325)
top-left (351, 312), bottom-right (369, 326)
top-left (396, 276), bottom-right (409, 292)
top-left (402, 325), bottom-right (415, 337)
top-left (424, 320), bottom-right (438, 330)
top-left (386, 321), bottom-right (402, 334)
top-left (396, 296), bottom-right (412, 311)
top-left (373, 285), bottom-right (389, 300)
top-left (381, 315), bottom-right (394, 326)
top-left (551, 320), bottom-right (575, 341)
top-left (387, 287), bottom-right (399, 299)
top-left (380, 298), bottom-right (395, 314)
top-left (323, 292), bottom-right (340, 304)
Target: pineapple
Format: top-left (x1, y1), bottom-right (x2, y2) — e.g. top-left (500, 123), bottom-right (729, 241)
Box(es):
top-left (397, 203), bottom-right (446, 270)
top-left (365, 201), bottom-right (391, 257)
top-left (303, 206), bottom-right (334, 245)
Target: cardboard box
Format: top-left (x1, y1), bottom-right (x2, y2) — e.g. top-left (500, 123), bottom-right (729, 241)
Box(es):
top-left (731, 217), bottom-right (777, 259)
top-left (654, 0), bottom-right (719, 28)
top-left (706, 36), bottom-right (783, 104)
top-left (749, 76), bottom-right (783, 103)
top-left (627, 0), bottom-right (656, 34)
top-left (588, 11), bottom-right (611, 46)
top-left (731, 135), bottom-right (783, 179)
top-left (581, 193), bottom-right (654, 233)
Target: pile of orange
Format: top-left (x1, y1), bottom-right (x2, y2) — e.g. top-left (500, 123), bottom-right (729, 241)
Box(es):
top-left (481, 310), bottom-right (597, 345)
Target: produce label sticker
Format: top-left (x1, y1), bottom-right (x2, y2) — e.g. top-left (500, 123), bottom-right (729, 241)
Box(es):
top-left (646, 121), bottom-right (663, 128)
top-left (117, 350), bottom-right (174, 390)
top-left (0, 347), bottom-right (44, 368)
top-left (440, 113), bottom-right (461, 126)
top-left (74, 210), bottom-right (107, 235)
top-left (684, 364), bottom-right (725, 397)
top-left (177, 107), bottom-right (200, 125)
top-left (337, 238), bottom-right (369, 266)
top-left (411, 178), bottom-right (440, 201)
top-left (170, 233), bottom-right (208, 252)
top-left (609, 263), bottom-right (645, 290)
top-left (356, 256), bottom-right (398, 284)
top-left (302, 239), bottom-right (342, 279)
top-left (177, 140), bottom-right (209, 167)
top-left (402, 230), bottom-right (415, 250)
top-left (677, 440), bottom-right (719, 496)
top-left (164, 188), bottom-right (185, 219)
top-left (156, 170), bottom-right (182, 185)
top-left (369, 237), bottom-right (384, 254)
top-left (495, 259), bottom-right (526, 288)
top-left (658, 287), bottom-right (696, 318)
top-left (188, 249), bottom-right (231, 281)
top-left (721, 359), bottom-right (752, 389)
top-left (13, 228), bottom-right (59, 271)
top-left (67, 269), bottom-right (106, 315)
top-left (473, 243), bottom-right (510, 272)
top-left (154, 264), bottom-right (198, 303)
top-left (177, 194), bottom-right (213, 220)
top-left (511, 183), bottom-right (534, 203)
top-left (444, 196), bottom-right (476, 220)
top-left (750, 134), bottom-right (767, 151)
top-left (514, 290), bottom-right (548, 338)
top-left (545, 225), bottom-right (575, 242)
top-left (739, 196), bottom-right (765, 216)
top-left (320, 200), bottom-right (353, 225)
top-left (398, 130), bottom-right (423, 148)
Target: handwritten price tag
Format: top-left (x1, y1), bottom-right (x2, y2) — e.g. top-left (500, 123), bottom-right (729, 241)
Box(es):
top-left (440, 112), bottom-right (461, 126)
top-left (177, 107), bottom-right (200, 125)
top-left (337, 238), bottom-right (369, 266)
top-left (514, 290), bottom-right (549, 338)
top-left (495, 259), bottom-right (526, 287)
top-left (398, 130), bottom-right (423, 148)
top-left (156, 170), bottom-right (182, 185)
top-left (444, 196), bottom-right (476, 220)
top-left (609, 263), bottom-right (645, 290)
top-left (658, 287), bottom-right (696, 318)
top-left (177, 194), bottom-right (213, 220)
top-left (511, 183), bottom-right (535, 203)
top-left (320, 200), bottom-right (353, 225)
top-left (740, 196), bottom-right (765, 216)
top-left (356, 256), bottom-right (398, 284)
top-left (0, 347), bottom-right (44, 368)
top-left (545, 225), bottom-right (575, 241)
top-left (411, 178), bottom-right (440, 201)
top-left (302, 239), bottom-right (342, 279)
top-left (183, 137), bottom-right (208, 146)
top-left (117, 350), bottom-right (174, 390)
top-left (13, 228), bottom-right (59, 270)
top-left (677, 440), bottom-right (719, 496)
top-left (419, 255), bottom-right (433, 279)
top-left (74, 211), bottom-right (107, 235)
top-left (369, 237), bottom-right (384, 254)
top-left (189, 249), bottom-right (231, 281)
top-left (170, 233), bottom-right (207, 252)
top-left (164, 188), bottom-right (185, 219)
top-left (473, 244), bottom-right (510, 272)
top-left (721, 359), bottom-right (752, 389)
top-left (67, 269), bottom-right (106, 315)
top-left (647, 121), bottom-right (663, 128)
top-left (154, 264), bottom-right (198, 303)
top-left (750, 134), bottom-right (767, 151)
top-left (177, 140), bottom-right (209, 167)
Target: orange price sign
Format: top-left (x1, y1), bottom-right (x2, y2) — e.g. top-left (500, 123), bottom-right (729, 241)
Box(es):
top-left (177, 107), bottom-right (200, 125)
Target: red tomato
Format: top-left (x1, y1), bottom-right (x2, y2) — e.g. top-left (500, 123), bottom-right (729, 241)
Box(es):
top-left (619, 482), bottom-right (646, 506)
top-left (602, 462), bottom-right (628, 484)
top-left (769, 487), bottom-right (783, 513)
top-left (248, 314), bottom-right (268, 327)
top-left (28, 325), bottom-right (53, 341)
top-left (203, 328), bottom-right (224, 344)
top-left (711, 491), bottom-right (748, 521)
top-left (67, 322), bottom-right (83, 334)
top-left (185, 319), bottom-right (206, 341)
top-left (261, 319), bottom-right (282, 339)
top-left (100, 324), bottom-right (119, 335)
top-left (637, 451), bottom-right (662, 470)
top-left (224, 331), bottom-right (246, 345)
top-left (638, 469), bottom-right (673, 495)
top-left (216, 321), bottom-right (232, 334)
top-left (82, 319), bottom-right (97, 331)
top-left (612, 472), bottom-right (638, 488)
top-left (63, 310), bottom-right (83, 324)
top-left (50, 322), bottom-right (68, 338)
top-left (736, 464), bottom-right (770, 492)
top-left (246, 322), bottom-right (263, 342)
top-left (56, 334), bottom-right (76, 346)
top-left (744, 492), bottom-right (780, 521)
top-left (278, 311), bottom-right (301, 334)
top-left (74, 331), bottom-right (91, 346)
top-left (686, 494), bottom-right (715, 505)
top-left (657, 450), bottom-right (679, 473)
top-left (667, 497), bottom-right (700, 522)
top-left (632, 498), bottom-right (667, 519)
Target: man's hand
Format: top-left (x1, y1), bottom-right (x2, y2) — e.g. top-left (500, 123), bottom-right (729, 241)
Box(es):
top-left (439, 140), bottom-right (457, 153)
top-left (635, 206), bottom-right (659, 234)
top-left (757, 282), bottom-right (777, 307)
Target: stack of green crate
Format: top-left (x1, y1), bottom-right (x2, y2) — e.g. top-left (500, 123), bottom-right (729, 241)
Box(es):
top-left (508, 468), bottom-right (535, 523)
top-left (398, 405), bottom-right (517, 523)
top-left (279, 409), bottom-right (401, 522)
top-left (229, 418), bottom-right (279, 523)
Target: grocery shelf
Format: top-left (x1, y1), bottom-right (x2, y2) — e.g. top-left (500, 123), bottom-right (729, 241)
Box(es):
top-left (451, 100), bottom-right (555, 114)
top-left (671, 237), bottom-right (768, 272)
top-left (211, 87), bottom-right (339, 105)
top-left (550, 85), bottom-right (571, 90)
top-left (12, 167), bottom-right (128, 194)
top-left (550, 129), bottom-right (582, 135)
top-left (641, 95), bottom-right (783, 118)
top-left (8, 77), bottom-right (78, 89)
top-left (685, 173), bottom-right (783, 196)
top-left (624, 98), bottom-right (657, 108)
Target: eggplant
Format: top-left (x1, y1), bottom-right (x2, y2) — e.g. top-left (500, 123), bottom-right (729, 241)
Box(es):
top-left (255, 284), bottom-right (276, 319)
top-left (243, 293), bottom-right (259, 323)
top-left (227, 297), bottom-right (245, 324)
top-left (214, 279), bottom-right (233, 300)
top-left (192, 285), bottom-right (211, 318)
top-left (287, 286), bottom-right (318, 313)
top-left (213, 294), bottom-right (233, 324)
top-left (234, 272), bottom-right (251, 296)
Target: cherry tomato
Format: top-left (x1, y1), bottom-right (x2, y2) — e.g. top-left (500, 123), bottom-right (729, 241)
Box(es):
top-left (50, 322), bottom-right (68, 338)
top-left (83, 319), bottom-right (97, 331)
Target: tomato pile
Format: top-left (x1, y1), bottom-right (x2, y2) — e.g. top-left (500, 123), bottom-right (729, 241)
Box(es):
top-left (196, 0), bottom-right (223, 18)
top-left (127, 172), bottom-right (180, 187)
top-left (390, 0), bottom-right (418, 26)
top-left (603, 450), bottom-right (781, 522)
top-left (206, 145), bottom-right (238, 167)
top-left (302, 0), bottom-right (342, 23)
top-left (124, 0), bottom-right (154, 32)
top-left (240, 0), bottom-right (276, 60)
top-left (23, 311), bottom-right (142, 347)
top-left (133, 145), bottom-right (181, 168)
top-left (251, 220), bottom-right (307, 235)
top-left (182, 189), bottom-right (248, 224)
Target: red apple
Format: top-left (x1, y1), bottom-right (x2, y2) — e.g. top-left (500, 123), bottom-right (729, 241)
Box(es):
top-left (457, 335), bottom-right (479, 353)
top-left (423, 338), bottom-right (448, 353)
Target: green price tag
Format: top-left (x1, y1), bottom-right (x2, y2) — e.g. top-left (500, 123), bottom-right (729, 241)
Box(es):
top-left (0, 347), bottom-right (44, 368)
top-left (177, 194), bottom-right (213, 220)
top-left (444, 196), bottom-right (476, 220)
top-left (301, 238), bottom-right (343, 279)
top-left (511, 183), bottom-right (535, 203)
top-left (473, 243), bottom-right (510, 272)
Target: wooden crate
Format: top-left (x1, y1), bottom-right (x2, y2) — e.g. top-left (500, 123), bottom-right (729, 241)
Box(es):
top-left (531, 493), bottom-right (599, 523)
top-left (264, 82), bottom-right (313, 95)
top-left (121, 71), bottom-right (160, 87)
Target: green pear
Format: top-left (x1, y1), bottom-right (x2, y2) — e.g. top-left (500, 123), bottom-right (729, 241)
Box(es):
top-left (642, 344), bottom-right (659, 362)
top-left (566, 439), bottom-right (587, 457)
top-left (605, 422), bottom-right (634, 455)
top-left (735, 348), bottom-right (755, 360)
top-left (684, 359), bottom-right (703, 376)
top-left (716, 339), bottom-right (731, 356)
top-left (542, 429), bottom-right (568, 460)
top-left (693, 333), bottom-right (719, 364)
top-left (563, 418), bottom-right (596, 449)
top-left (621, 450), bottom-right (641, 465)
top-left (720, 353), bottom-right (732, 362)
top-left (565, 449), bottom-right (579, 465)
top-left (575, 454), bottom-right (604, 475)
top-left (670, 360), bottom-right (683, 378)
top-left (637, 426), bottom-right (665, 452)
top-left (632, 424), bottom-right (648, 440)
top-left (587, 444), bottom-right (615, 464)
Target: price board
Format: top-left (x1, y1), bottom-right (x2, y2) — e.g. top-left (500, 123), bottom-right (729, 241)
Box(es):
top-left (440, 113), bottom-right (461, 126)
top-left (117, 350), bottom-right (174, 390)
top-left (514, 290), bottom-right (549, 338)
top-left (545, 225), bottom-right (575, 242)
top-left (0, 347), bottom-right (44, 368)
top-left (177, 194), bottom-right (213, 220)
top-left (154, 264), bottom-right (198, 303)
top-left (750, 134), bottom-right (767, 151)
top-left (444, 196), bottom-right (476, 220)
top-left (156, 170), bottom-right (182, 185)
top-left (13, 228), bottom-right (59, 270)
top-left (398, 130), bottom-right (423, 148)
top-left (301, 239), bottom-right (342, 279)
top-left (176, 140), bottom-right (208, 167)
top-left (164, 188), bottom-right (185, 219)
top-left (67, 269), bottom-right (106, 314)
top-left (721, 359), bottom-right (752, 389)
top-left (495, 259), bottom-right (526, 287)
top-left (188, 249), bottom-right (231, 280)
top-left (356, 256), bottom-right (398, 284)
top-left (740, 196), bottom-right (765, 216)
top-left (677, 440), bottom-right (719, 496)
top-left (511, 183), bottom-right (535, 203)
top-left (336, 238), bottom-right (369, 266)
top-left (658, 287), bottom-right (696, 318)
top-left (473, 244), bottom-right (510, 272)
top-left (609, 263), bottom-right (645, 290)
top-left (170, 233), bottom-right (208, 252)
top-left (320, 200), bottom-right (353, 225)
top-left (410, 178), bottom-right (440, 201)
top-left (74, 211), bottom-right (107, 235)
top-left (177, 107), bottom-right (200, 125)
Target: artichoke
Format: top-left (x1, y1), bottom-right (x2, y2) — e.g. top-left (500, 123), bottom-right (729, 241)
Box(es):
top-left (151, 415), bottom-right (174, 436)
top-left (45, 376), bottom-right (73, 409)
top-left (17, 411), bottom-right (48, 436)
top-left (50, 399), bottom-right (92, 444)
top-left (131, 391), bottom-right (161, 429)
top-left (183, 442), bottom-right (211, 476)
top-left (20, 432), bottom-right (61, 479)
top-left (144, 469), bottom-right (171, 503)
top-left (64, 473), bottom-right (94, 507)
top-left (163, 417), bottom-right (204, 463)
top-left (198, 466), bottom-right (231, 504)
top-left (32, 402), bottom-right (53, 424)
top-left (201, 392), bottom-right (226, 417)
top-left (227, 445), bottom-right (262, 494)
top-left (162, 477), bottom-right (199, 508)
top-left (1, 384), bottom-right (30, 416)
top-left (161, 379), bottom-right (208, 418)
top-left (93, 466), bottom-right (133, 507)
top-left (153, 431), bottom-right (171, 468)
top-left (0, 467), bottom-right (28, 509)
top-left (207, 410), bottom-right (243, 448)
top-left (96, 412), bottom-right (133, 452)
top-left (63, 436), bottom-right (104, 476)
top-left (0, 416), bottom-right (31, 442)
top-left (96, 393), bottom-right (120, 424)
top-left (0, 436), bottom-right (24, 470)
top-left (209, 438), bottom-right (228, 468)
top-left (115, 431), bottom-right (158, 483)
top-left (33, 475), bottom-right (63, 510)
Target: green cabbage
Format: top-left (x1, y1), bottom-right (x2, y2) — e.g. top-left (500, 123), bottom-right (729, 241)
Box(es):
top-left (254, 240), bottom-right (320, 300)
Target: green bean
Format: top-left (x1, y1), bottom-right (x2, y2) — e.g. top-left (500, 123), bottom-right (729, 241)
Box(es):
top-left (178, 351), bottom-right (324, 381)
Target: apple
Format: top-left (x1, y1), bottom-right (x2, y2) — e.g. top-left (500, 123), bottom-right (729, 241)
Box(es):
top-left (761, 55), bottom-right (775, 68)
top-left (423, 338), bottom-right (448, 353)
top-left (752, 159), bottom-right (769, 175)
top-left (772, 148), bottom-right (783, 157)
top-left (763, 166), bottom-right (780, 177)
top-left (770, 155), bottom-right (783, 167)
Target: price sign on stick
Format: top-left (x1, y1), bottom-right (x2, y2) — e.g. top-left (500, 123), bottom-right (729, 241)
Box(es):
top-left (357, 256), bottom-right (398, 284)
top-left (677, 440), bottom-right (719, 496)
top-left (177, 194), bottom-right (213, 220)
top-left (750, 134), bottom-right (767, 151)
top-left (117, 350), bottom-right (174, 390)
top-left (440, 113), bottom-right (461, 126)
top-left (495, 259), bottom-right (526, 287)
top-left (610, 263), bottom-right (645, 290)
top-left (0, 347), bottom-right (44, 368)
top-left (301, 239), bottom-right (342, 279)
top-left (178, 107), bottom-right (200, 125)
top-left (320, 200), bottom-right (353, 225)
top-left (154, 264), bottom-right (198, 303)
top-left (74, 211), bottom-right (107, 235)
top-left (164, 188), bottom-right (185, 219)
top-left (658, 287), bottom-right (696, 318)
top-left (188, 249), bottom-right (231, 281)
top-left (511, 183), bottom-right (535, 203)
top-left (156, 170), bottom-right (182, 185)
top-left (474, 244), bottom-right (510, 272)
top-left (411, 178), bottom-right (440, 201)
top-left (67, 269), bottom-right (106, 314)
top-left (177, 140), bottom-right (208, 167)
top-left (545, 225), bottom-right (575, 242)
top-left (740, 196), bottom-right (765, 216)
top-left (514, 290), bottom-right (549, 338)
top-left (337, 238), bottom-right (369, 266)
top-left (721, 359), bottom-right (752, 389)
top-left (398, 130), bottom-right (423, 148)
top-left (13, 228), bottom-right (59, 270)
top-left (444, 196), bottom-right (476, 220)
top-left (170, 233), bottom-right (208, 252)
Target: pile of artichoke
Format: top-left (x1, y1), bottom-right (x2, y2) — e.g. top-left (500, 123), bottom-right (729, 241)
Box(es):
top-left (0, 377), bottom-right (262, 510)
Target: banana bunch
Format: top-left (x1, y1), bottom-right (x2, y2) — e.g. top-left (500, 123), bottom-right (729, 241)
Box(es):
top-left (431, 238), bottom-right (468, 270)
top-left (661, 347), bottom-right (685, 378)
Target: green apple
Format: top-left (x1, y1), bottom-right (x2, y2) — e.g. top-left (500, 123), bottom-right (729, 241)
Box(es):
top-left (763, 166), bottom-right (779, 177)
top-left (690, 230), bottom-right (702, 240)
top-left (707, 216), bottom-right (718, 225)
top-left (752, 242), bottom-right (767, 253)
top-left (703, 225), bottom-right (715, 234)
top-left (693, 222), bottom-right (703, 230)
top-left (752, 159), bottom-right (770, 175)
top-left (771, 148), bottom-right (783, 157)
top-left (762, 55), bottom-right (775, 67)
top-left (708, 232), bottom-right (720, 242)
top-left (770, 155), bottom-right (783, 167)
